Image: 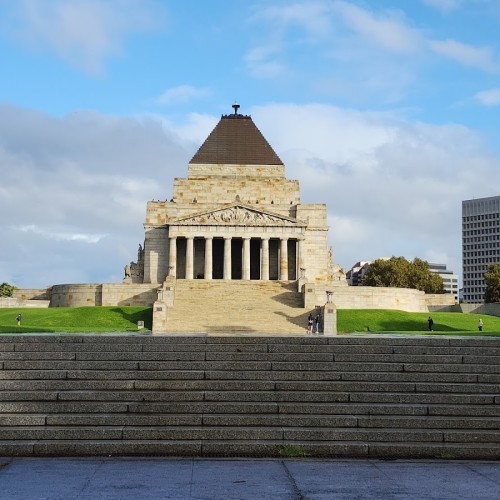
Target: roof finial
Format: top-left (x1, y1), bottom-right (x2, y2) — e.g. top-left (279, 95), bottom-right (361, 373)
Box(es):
top-left (232, 101), bottom-right (240, 115)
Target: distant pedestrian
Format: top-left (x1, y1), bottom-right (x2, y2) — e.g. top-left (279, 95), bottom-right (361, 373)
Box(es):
top-left (307, 313), bottom-right (314, 334)
top-left (427, 316), bottom-right (433, 331)
top-left (315, 314), bottom-right (321, 334)
top-left (478, 318), bottom-right (483, 332)
top-left (16, 314), bottom-right (22, 326)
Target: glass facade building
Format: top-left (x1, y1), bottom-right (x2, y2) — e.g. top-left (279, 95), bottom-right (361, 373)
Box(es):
top-left (462, 196), bottom-right (500, 303)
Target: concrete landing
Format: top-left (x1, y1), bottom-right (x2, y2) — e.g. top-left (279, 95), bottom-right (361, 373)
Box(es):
top-left (0, 457), bottom-right (499, 499)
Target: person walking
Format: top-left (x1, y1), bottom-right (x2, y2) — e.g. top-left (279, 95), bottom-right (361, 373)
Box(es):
top-left (427, 316), bottom-right (434, 331)
top-left (478, 318), bottom-right (483, 332)
top-left (16, 313), bottom-right (22, 326)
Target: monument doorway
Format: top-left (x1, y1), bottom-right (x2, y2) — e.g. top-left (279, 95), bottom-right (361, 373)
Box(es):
top-left (269, 239), bottom-right (279, 280)
top-left (231, 238), bottom-right (243, 279)
top-left (212, 238), bottom-right (224, 279)
top-left (250, 239), bottom-right (260, 280)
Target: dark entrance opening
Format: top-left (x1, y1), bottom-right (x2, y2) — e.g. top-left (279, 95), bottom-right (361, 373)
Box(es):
top-left (269, 239), bottom-right (279, 280)
top-left (250, 238), bottom-right (261, 279)
top-left (231, 238), bottom-right (243, 279)
top-left (176, 238), bottom-right (186, 279)
top-left (212, 238), bottom-right (224, 279)
top-left (288, 239), bottom-right (297, 280)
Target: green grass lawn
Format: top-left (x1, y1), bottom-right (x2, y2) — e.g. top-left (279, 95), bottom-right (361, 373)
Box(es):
top-left (338, 309), bottom-right (500, 335)
top-left (0, 306), bottom-right (499, 335)
top-left (0, 307), bottom-right (152, 333)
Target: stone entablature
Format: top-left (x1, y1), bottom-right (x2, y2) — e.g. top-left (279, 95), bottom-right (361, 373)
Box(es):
top-left (171, 204), bottom-right (306, 227)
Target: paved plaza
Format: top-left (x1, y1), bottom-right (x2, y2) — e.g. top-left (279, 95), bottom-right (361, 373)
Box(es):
top-left (0, 457), bottom-right (499, 499)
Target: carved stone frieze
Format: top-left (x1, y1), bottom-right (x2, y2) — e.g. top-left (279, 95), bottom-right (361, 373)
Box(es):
top-left (174, 205), bottom-right (301, 226)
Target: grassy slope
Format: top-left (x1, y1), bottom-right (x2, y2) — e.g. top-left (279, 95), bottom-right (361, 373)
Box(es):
top-left (338, 309), bottom-right (500, 335)
top-left (0, 307), bottom-right (499, 335)
top-left (0, 307), bottom-right (152, 333)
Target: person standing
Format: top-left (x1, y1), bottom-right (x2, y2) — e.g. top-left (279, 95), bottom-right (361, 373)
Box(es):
top-left (307, 313), bottom-right (314, 334)
top-left (314, 314), bottom-right (321, 334)
top-left (427, 317), bottom-right (434, 331)
top-left (16, 313), bottom-right (22, 326)
top-left (478, 318), bottom-right (483, 332)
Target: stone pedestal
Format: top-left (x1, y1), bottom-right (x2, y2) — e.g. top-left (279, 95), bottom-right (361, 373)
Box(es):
top-left (323, 303), bottom-right (337, 336)
top-left (152, 301), bottom-right (167, 334)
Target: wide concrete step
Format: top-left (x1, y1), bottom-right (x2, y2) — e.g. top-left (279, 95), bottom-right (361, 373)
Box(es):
top-left (1, 335), bottom-right (499, 459)
top-left (2, 369), bottom-right (498, 384)
top-left (1, 439), bottom-right (499, 459)
top-left (2, 426), bottom-right (499, 444)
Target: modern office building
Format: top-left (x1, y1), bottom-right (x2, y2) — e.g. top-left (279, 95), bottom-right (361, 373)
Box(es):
top-left (428, 263), bottom-right (459, 303)
top-left (462, 196), bottom-right (500, 303)
top-left (346, 261), bottom-right (371, 286)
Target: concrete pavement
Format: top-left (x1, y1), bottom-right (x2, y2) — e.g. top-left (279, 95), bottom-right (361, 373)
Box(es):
top-left (0, 457), bottom-right (499, 499)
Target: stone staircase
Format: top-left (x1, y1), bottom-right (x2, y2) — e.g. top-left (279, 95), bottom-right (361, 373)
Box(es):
top-left (165, 280), bottom-right (307, 334)
top-left (0, 335), bottom-right (499, 459)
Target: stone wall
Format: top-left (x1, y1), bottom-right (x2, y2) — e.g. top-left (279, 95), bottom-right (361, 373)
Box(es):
top-left (305, 284), bottom-right (456, 312)
top-left (456, 303), bottom-right (500, 317)
top-left (0, 297), bottom-right (50, 308)
top-left (13, 288), bottom-right (52, 301)
top-left (172, 177), bottom-right (300, 205)
top-left (50, 284), bottom-right (158, 307)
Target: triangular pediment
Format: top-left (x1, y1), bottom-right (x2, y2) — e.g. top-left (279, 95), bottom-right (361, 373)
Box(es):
top-left (171, 203), bottom-right (306, 227)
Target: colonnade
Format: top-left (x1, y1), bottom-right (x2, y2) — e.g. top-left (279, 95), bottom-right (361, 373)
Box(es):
top-left (168, 235), bottom-right (302, 281)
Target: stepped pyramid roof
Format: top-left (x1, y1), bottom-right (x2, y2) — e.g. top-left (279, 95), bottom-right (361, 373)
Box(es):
top-left (189, 104), bottom-right (283, 166)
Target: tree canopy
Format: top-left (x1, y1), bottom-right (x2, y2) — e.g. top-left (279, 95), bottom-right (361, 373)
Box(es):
top-left (0, 282), bottom-right (16, 297)
top-left (361, 257), bottom-right (444, 294)
top-left (484, 264), bottom-right (500, 303)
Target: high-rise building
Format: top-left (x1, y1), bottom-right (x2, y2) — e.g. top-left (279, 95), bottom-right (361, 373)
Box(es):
top-left (428, 263), bottom-right (459, 302)
top-left (462, 196), bottom-right (500, 303)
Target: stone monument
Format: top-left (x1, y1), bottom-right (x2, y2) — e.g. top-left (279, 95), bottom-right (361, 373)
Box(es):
top-left (129, 103), bottom-right (341, 288)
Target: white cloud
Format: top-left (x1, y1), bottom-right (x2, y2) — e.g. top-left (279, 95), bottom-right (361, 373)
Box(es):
top-left (430, 39), bottom-right (500, 72)
top-left (16, 225), bottom-right (106, 244)
top-left (250, 2), bottom-right (332, 39)
top-left (0, 104), bottom-right (194, 288)
top-left (245, 43), bottom-right (288, 79)
top-left (332, 0), bottom-right (422, 54)
top-left (423, 0), bottom-right (463, 12)
top-left (157, 85), bottom-right (210, 106)
top-left (2, 0), bottom-right (166, 74)
top-left (474, 87), bottom-right (500, 105)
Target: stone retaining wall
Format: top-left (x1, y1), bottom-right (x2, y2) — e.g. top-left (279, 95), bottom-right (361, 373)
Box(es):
top-left (0, 298), bottom-right (50, 308)
top-left (305, 284), bottom-right (455, 312)
top-left (50, 284), bottom-right (158, 307)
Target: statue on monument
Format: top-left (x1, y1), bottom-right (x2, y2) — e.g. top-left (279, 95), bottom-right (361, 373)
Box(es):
top-left (327, 246), bottom-right (347, 284)
top-left (123, 242), bottom-right (145, 284)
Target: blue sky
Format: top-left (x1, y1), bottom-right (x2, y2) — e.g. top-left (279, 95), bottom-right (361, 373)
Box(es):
top-left (1, 0), bottom-right (500, 289)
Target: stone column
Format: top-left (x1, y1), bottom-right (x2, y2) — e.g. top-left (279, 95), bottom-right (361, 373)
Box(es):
top-left (185, 236), bottom-right (194, 279)
top-left (168, 237), bottom-right (177, 278)
top-left (243, 237), bottom-right (251, 280)
top-left (223, 236), bottom-right (232, 280)
top-left (261, 237), bottom-right (269, 280)
top-left (204, 237), bottom-right (213, 280)
top-left (280, 238), bottom-right (289, 280)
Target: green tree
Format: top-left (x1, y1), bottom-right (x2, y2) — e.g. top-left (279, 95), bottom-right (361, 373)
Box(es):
top-left (0, 282), bottom-right (16, 297)
top-left (361, 257), bottom-right (444, 294)
top-left (484, 264), bottom-right (500, 303)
